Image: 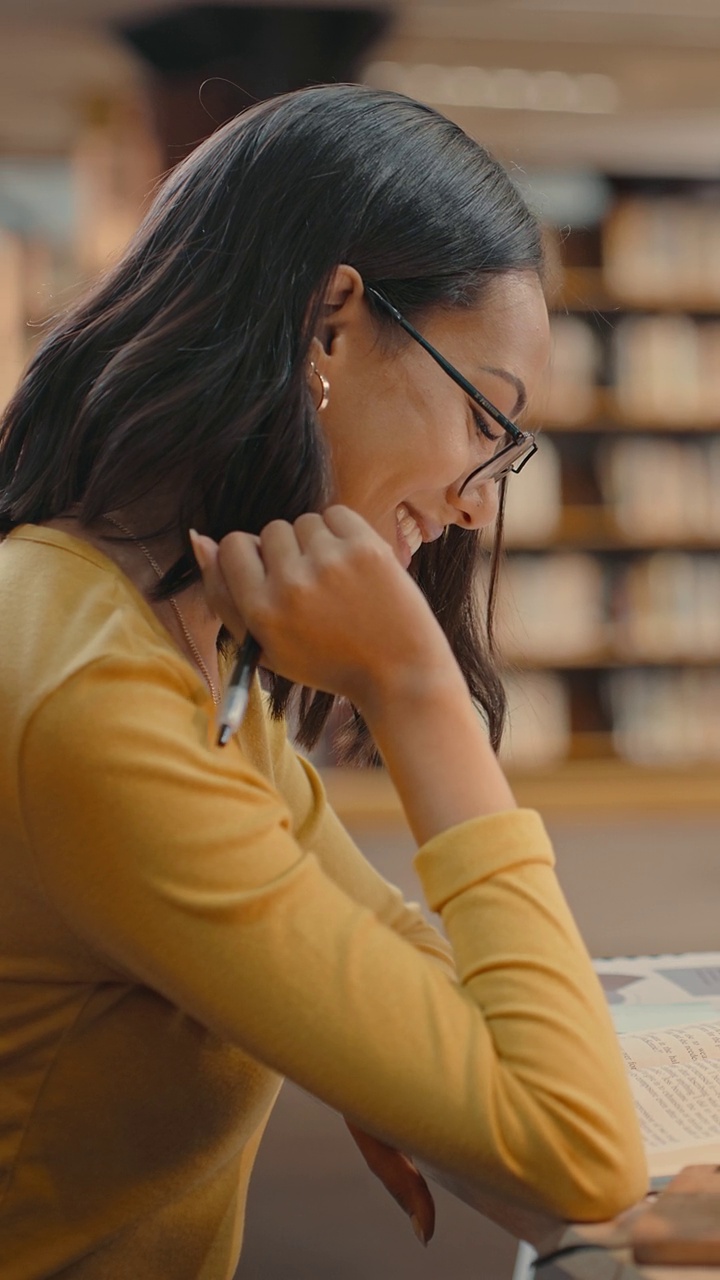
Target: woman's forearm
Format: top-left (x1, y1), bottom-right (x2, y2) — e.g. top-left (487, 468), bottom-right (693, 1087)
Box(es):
top-left (359, 671), bottom-right (516, 846)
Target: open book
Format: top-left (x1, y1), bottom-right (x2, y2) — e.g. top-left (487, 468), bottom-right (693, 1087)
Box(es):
top-left (594, 952), bottom-right (720, 1179)
top-left (419, 953), bottom-right (720, 1249)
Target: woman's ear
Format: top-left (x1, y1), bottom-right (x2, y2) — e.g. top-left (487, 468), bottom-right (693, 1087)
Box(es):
top-left (324, 263), bottom-right (365, 311)
top-left (315, 264), bottom-right (366, 354)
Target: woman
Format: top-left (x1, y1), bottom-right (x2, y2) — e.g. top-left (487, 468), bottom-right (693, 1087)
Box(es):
top-left (0, 85), bottom-right (645, 1278)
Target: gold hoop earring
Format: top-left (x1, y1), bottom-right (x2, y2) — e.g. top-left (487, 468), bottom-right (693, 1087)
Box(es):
top-left (310, 361), bottom-right (330, 412)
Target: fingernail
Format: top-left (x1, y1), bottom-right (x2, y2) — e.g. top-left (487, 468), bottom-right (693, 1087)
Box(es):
top-left (410, 1214), bottom-right (427, 1247)
top-left (189, 528), bottom-right (208, 569)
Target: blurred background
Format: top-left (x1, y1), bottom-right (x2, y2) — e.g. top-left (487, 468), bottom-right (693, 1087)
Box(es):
top-left (2, 1), bottom-right (720, 1276)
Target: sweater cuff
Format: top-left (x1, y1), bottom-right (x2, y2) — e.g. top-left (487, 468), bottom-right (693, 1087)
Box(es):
top-left (414, 809), bottom-right (555, 914)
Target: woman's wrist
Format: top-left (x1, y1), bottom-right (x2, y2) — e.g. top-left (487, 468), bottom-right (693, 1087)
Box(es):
top-left (357, 670), bottom-right (517, 847)
top-left (354, 657), bottom-right (468, 728)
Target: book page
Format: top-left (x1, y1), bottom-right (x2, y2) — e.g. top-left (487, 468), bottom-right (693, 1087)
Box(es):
top-left (589, 957), bottom-right (720, 1181)
top-left (620, 1021), bottom-right (720, 1072)
top-left (617, 1021), bottom-right (720, 1176)
top-left (630, 1059), bottom-right (720, 1151)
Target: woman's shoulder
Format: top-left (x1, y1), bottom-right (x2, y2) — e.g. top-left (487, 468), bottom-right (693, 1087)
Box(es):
top-left (0, 523), bottom-right (199, 731)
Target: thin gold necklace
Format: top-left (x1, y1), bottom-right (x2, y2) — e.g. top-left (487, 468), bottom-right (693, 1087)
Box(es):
top-left (104, 514), bottom-right (220, 706)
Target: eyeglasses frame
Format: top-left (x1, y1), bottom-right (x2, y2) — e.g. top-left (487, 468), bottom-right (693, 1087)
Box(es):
top-left (365, 286), bottom-right (538, 493)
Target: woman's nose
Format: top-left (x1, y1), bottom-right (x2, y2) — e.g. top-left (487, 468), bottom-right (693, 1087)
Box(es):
top-left (446, 476), bottom-right (499, 531)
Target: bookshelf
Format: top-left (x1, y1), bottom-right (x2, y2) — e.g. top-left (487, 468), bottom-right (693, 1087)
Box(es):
top-left (561, 267), bottom-right (720, 317)
top-left (0, 96), bottom-right (160, 398)
top-left (498, 176), bottom-right (720, 791)
top-left (320, 760), bottom-right (720, 826)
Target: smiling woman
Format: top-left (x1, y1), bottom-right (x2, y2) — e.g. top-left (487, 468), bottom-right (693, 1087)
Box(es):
top-left (0, 83), bottom-right (547, 760)
top-left (0, 84), bottom-right (646, 1279)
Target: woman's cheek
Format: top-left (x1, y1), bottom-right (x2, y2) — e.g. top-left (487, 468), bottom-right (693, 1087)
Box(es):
top-left (476, 481), bottom-right (500, 525)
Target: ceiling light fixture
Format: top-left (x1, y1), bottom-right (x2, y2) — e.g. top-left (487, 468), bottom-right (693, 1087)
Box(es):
top-left (363, 60), bottom-right (620, 114)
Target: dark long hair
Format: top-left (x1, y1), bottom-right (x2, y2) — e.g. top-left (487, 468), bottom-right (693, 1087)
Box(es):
top-left (0, 84), bottom-right (542, 759)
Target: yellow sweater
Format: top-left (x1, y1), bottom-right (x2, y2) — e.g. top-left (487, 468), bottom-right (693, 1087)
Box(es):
top-left (0, 525), bottom-right (646, 1279)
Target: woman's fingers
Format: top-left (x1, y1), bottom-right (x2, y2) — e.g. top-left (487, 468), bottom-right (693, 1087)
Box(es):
top-left (257, 518), bottom-right (304, 566)
top-left (291, 511), bottom-right (339, 554)
top-left (189, 506), bottom-right (452, 703)
top-left (190, 529), bottom-right (262, 639)
top-left (321, 504), bottom-right (375, 541)
top-left (345, 1121), bottom-right (435, 1246)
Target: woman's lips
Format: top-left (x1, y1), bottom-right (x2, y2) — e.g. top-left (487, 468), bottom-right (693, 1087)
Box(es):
top-left (395, 503), bottom-right (446, 567)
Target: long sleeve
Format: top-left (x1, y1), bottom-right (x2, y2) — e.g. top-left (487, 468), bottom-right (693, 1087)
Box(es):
top-left (246, 691), bottom-right (455, 976)
top-left (19, 651), bottom-right (647, 1223)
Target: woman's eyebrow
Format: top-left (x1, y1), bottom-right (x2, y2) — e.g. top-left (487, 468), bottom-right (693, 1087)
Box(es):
top-left (479, 366), bottom-right (527, 417)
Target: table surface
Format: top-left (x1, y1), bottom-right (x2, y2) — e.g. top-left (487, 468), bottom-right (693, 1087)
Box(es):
top-left (533, 1197), bottom-right (720, 1279)
top-left (423, 1170), bottom-right (720, 1280)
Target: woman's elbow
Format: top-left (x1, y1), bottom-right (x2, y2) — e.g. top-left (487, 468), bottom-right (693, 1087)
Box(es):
top-left (535, 1124), bottom-right (649, 1222)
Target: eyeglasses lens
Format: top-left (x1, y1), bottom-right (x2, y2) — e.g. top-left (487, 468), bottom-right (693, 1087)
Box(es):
top-left (459, 438), bottom-right (537, 495)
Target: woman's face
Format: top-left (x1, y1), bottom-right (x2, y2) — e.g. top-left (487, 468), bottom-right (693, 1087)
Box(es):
top-left (316, 268), bottom-right (550, 569)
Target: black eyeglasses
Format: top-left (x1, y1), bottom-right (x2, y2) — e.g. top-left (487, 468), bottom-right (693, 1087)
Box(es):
top-left (365, 286), bottom-right (538, 493)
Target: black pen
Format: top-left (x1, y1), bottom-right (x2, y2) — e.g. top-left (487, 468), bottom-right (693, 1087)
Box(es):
top-left (216, 633), bottom-right (262, 746)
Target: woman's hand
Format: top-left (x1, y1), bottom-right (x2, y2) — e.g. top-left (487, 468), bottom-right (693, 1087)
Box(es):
top-left (344, 1120), bottom-right (435, 1247)
top-left (190, 507), bottom-right (461, 714)
top-left (192, 505), bottom-right (515, 843)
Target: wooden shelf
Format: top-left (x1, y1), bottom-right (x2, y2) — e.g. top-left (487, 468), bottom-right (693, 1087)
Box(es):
top-left (320, 760), bottom-right (720, 822)
top-left (506, 537), bottom-right (720, 552)
top-left (533, 389), bottom-right (720, 434)
top-left (542, 416), bottom-right (720, 435)
top-left (506, 506), bottom-right (720, 552)
top-left (509, 758), bottom-right (720, 815)
top-left (504, 652), bottom-right (720, 670)
top-left (559, 267), bottom-right (720, 315)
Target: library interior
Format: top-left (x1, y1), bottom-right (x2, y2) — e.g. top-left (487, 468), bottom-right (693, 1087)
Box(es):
top-left (1, 2), bottom-right (720, 1278)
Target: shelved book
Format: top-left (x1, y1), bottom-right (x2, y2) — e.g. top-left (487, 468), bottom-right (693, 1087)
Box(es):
top-left (495, 553), bottom-right (607, 663)
top-left (545, 314), bottom-right (601, 425)
top-left (613, 553), bottom-right (720, 660)
top-left (0, 229), bottom-right (26, 409)
top-left (613, 315), bottom-right (720, 425)
top-left (495, 550), bottom-right (720, 665)
top-left (594, 952), bottom-right (720, 1182)
top-left (609, 669), bottom-right (720, 764)
top-left (603, 197), bottom-right (720, 308)
top-left (598, 437), bottom-right (720, 542)
top-left (498, 671), bottom-right (570, 769)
